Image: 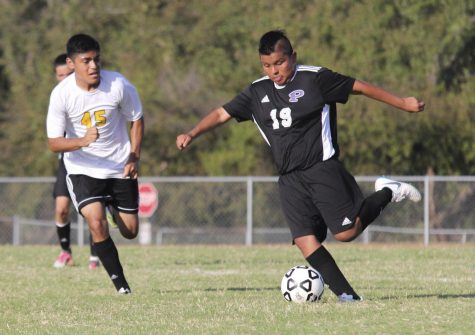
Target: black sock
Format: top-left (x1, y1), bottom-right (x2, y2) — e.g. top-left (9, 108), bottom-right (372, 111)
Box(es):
top-left (306, 246), bottom-right (360, 299)
top-left (359, 188), bottom-right (392, 230)
top-left (56, 222), bottom-right (71, 252)
top-left (94, 237), bottom-right (129, 291)
top-left (89, 234), bottom-right (97, 257)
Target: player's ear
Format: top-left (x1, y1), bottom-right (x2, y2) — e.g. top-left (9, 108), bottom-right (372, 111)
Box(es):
top-left (66, 57), bottom-right (75, 70)
top-left (291, 51), bottom-right (297, 63)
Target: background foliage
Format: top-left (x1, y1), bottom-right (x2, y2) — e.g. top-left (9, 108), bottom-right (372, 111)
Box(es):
top-left (0, 0), bottom-right (473, 176)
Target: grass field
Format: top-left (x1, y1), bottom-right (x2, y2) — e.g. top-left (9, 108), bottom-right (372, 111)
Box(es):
top-left (1, 244), bottom-right (474, 334)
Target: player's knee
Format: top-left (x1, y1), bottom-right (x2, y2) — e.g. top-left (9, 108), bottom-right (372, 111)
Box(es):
top-left (55, 207), bottom-right (69, 222)
top-left (334, 229), bottom-right (357, 242)
top-left (122, 228), bottom-right (138, 240)
top-left (88, 218), bottom-right (107, 236)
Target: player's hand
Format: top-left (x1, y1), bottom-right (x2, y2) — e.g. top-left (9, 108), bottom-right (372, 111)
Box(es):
top-left (123, 155), bottom-right (139, 179)
top-left (82, 127), bottom-right (99, 147)
top-left (402, 97), bottom-right (425, 113)
top-left (176, 133), bottom-right (193, 151)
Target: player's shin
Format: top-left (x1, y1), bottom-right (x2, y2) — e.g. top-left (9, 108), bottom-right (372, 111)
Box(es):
top-left (56, 221), bottom-right (71, 252)
top-left (94, 236), bottom-right (130, 292)
top-left (305, 246), bottom-right (360, 300)
top-left (358, 188), bottom-right (392, 230)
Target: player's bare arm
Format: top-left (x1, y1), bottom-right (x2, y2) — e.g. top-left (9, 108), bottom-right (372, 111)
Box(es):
top-left (352, 80), bottom-right (425, 113)
top-left (176, 107), bottom-right (232, 151)
top-left (48, 127), bottom-right (99, 153)
top-left (123, 117), bottom-right (144, 179)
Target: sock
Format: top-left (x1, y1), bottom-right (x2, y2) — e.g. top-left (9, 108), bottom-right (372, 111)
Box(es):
top-left (359, 188), bottom-right (392, 230)
top-left (56, 222), bottom-right (71, 252)
top-left (306, 246), bottom-right (360, 299)
top-left (94, 237), bottom-right (130, 291)
top-left (89, 234), bottom-right (97, 257)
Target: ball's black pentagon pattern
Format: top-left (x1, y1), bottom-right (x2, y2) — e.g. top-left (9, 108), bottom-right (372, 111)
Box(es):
top-left (300, 279), bottom-right (312, 292)
top-left (284, 268), bottom-right (295, 278)
top-left (308, 269), bottom-right (319, 280)
top-left (283, 292), bottom-right (292, 301)
top-left (287, 278), bottom-right (297, 291)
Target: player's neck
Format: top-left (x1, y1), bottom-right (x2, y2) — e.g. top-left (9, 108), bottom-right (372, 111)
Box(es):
top-left (75, 79), bottom-right (100, 92)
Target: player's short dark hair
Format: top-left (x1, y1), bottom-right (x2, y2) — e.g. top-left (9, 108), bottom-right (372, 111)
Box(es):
top-left (66, 33), bottom-right (100, 58)
top-left (53, 53), bottom-right (68, 70)
top-left (258, 30), bottom-right (293, 56)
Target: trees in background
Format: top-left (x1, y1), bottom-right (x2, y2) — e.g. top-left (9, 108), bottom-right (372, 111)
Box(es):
top-left (0, 0), bottom-right (473, 176)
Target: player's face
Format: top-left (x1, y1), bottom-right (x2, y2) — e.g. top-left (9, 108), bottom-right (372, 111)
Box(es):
top-left (260, 49), bottom-right (297, 86)
top-left (67, 50), bottom-right (101, 91)
top-left (55, 64), bottom-right (73, 82)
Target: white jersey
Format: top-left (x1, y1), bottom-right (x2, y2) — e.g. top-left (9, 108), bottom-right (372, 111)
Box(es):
top-left (47, 70), bottom-right (143, 179)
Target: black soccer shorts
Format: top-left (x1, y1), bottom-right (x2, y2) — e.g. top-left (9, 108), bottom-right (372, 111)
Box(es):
top-left (53, 157), bottom-right (71, 198)
top-left (67, 174), bottom-right (139, 215)
top-left (278, 158), bottom-right (364, 240)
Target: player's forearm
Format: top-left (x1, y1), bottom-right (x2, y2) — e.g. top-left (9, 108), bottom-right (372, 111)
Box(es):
top-left (352, 80), bottom-right (405, 110)
top-left (187, 107), bottom-right (231, 139)
top-left (47, 137), bottom-right (92, 153)
top-left (129, 117), bottom-right (144, 161)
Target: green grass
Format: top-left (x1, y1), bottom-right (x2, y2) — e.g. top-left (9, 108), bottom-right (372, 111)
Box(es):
top-left (1, 244), bottom-right (474, 334)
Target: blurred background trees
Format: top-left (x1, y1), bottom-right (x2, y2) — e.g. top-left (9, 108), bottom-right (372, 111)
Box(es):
top-left (0, 0), bottom-right (473, 176)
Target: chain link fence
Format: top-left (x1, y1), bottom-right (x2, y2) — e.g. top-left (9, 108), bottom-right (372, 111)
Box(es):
top-left (1, 176), bottom-right (474, 246)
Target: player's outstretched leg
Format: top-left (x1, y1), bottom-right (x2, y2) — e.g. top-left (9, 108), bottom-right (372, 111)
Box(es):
top-left (375, 177), bottom-right (421, 203)
top-left (306, 246), bottom-right (362, 302)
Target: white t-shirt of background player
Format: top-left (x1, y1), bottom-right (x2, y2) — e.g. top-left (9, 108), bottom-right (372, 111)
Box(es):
top-left (47, 70), bottom-right (143, 179)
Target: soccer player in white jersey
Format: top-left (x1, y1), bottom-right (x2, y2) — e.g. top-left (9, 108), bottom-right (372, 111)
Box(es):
top-left (177, 30), bottom-right (424, 302)
top-left (51, 53), bottom-right (101, 270)
top-left (47, 34), bottom-right (144, 294)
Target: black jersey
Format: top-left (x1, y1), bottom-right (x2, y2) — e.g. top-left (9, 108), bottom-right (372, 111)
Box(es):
top-left (223, 65), bottom-right (355, 175)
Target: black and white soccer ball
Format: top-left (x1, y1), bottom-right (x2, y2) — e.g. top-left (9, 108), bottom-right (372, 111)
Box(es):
top-left (280, 265), bottom-right (325, 303)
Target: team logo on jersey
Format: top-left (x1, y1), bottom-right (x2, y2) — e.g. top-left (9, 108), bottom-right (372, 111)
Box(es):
top-left (261, 95), bottom-right (270, 103)
top-left (288, 89), bottom-right (304, 102)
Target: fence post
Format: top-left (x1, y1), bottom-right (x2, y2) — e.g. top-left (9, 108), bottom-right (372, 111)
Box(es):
top-left (362, 228), bottom-right (370, 244)
top-left (13, 215), bottom-right (20, 246)
top-left (424, 175), bottom-right (430, 246)
top-left (245, 178), bottom-right (253, 246)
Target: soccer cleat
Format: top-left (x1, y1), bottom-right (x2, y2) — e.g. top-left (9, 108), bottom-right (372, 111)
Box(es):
top-left (88, 256), bottom-right (101, 270)
top-left (375, 177), bottom-right (421, 203)
top-left (53, 250), bottom-right (73, 268)
top-left (118, 287), bottom-right (132, 294)
top-left (337, 293), bottom-right (363, 302)
top-left (106, 205), bottom-right (118, 228)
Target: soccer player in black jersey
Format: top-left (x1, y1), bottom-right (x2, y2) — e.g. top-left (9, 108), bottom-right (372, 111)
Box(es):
top-left (176, 30), bottom-right (424, 302)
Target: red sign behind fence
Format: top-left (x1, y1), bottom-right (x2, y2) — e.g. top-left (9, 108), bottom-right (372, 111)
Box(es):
top-left (138, 183), bottom-right (159, 218)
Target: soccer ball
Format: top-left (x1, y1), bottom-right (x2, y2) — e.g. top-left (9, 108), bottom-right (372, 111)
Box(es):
top-left (280, 265), bottom-right (325, 303)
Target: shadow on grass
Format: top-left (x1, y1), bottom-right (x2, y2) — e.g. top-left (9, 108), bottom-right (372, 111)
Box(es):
top-left (205, 287), bottom-right (279, 292)
top-left (379, 293), bottom-right (475, 300)
top-left (154, 287), bottom-right (280, 294)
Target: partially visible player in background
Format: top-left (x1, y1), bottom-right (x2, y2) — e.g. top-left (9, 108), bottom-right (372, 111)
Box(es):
top-left (51, 53), bottom-right (101, 270)
top-left (47, 34), bottom-right (144, 294)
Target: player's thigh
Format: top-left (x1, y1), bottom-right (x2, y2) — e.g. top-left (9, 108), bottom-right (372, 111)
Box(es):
top-left (303, 159), bottom-right (364, 235)
top-left (67, 174), bottom-right (110, 214)
top-left (278, 173), bottom-right (328, 243)
top-left (117, 212), bottom-right (139, 232)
